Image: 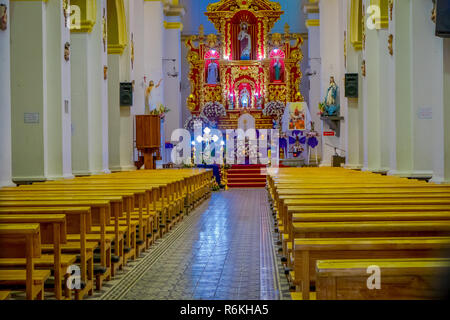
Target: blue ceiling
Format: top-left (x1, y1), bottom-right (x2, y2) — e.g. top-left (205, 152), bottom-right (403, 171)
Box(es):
top-left (180, 0), bottom-right (307, 35)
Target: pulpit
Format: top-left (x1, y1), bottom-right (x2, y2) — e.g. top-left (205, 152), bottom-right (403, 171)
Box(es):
top-left (135, 115), bottom-right (161, 170)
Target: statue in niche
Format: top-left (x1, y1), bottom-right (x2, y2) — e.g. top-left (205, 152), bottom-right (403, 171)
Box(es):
top-left (207, 59), bottom-right (219, 85)
top-left (238, 22), bottom-right (251, 60)
top-left (240, 88), bottom-right (250, 109)
top-left (0, 4), bottom-right (7, 31)
top-left (145, 79), bottom-right (163, 114)
top-left (273, 56), bottom-right (283, 81)
top-left (322, 76), bottom-right (340, 116)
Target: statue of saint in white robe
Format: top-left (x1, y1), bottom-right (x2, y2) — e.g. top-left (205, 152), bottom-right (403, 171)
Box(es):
top-left (207, 61), bottom-right (218, 85)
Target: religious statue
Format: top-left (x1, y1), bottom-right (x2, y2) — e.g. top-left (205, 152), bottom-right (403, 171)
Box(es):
top-left (238, 22), bottom-right (251, 60)
top-left (273, 56), bottom-right (282, 81)
top-left (145, 79), bottom-right (163, 115)
top-left (0, 4), bottom-right (7, 31)
top-left (240, 88), bottom-right (250, 109)
top-left (207, 60), bottom-right (219, 85)
top-left (322, 76), bottom-right (340, 116)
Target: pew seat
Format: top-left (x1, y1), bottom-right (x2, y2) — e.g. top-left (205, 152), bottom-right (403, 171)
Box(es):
top-left (0, 224), bottom-right (51, 300)
top-left (294, 236), bottom-right (450, 300)
top-left (0, 291), bottom-right (10, 300)
top-left (316, 258), bottom-right (450, 300)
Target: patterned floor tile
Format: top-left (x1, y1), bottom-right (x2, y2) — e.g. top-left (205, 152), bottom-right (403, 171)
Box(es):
top-left (93, 189), bottom-right (291, 301)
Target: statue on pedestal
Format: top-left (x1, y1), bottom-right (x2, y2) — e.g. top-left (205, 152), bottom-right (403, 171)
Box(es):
top-left (273, 56), bottom-right (282, 81)
top-left (238, 22), bottom-right (251, 60)
top-left (322, 76), bottom-right (340, 116)
top-left (240, 88), bottom-right (250, 109)
top-left (207, 60), bottom-right (219, 85)
top-left (145, 79), bottom-right (163, 115)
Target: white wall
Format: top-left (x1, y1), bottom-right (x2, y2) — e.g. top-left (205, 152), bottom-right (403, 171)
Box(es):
top-left (163, 24), bottom-right (182, 143)
top-left (319, 0), bottom-right (345, 166)
top-left (10, 1), bottom-right (46, 181)
top-left (0, 0), bottom-right (12, 186)
top-left (410, 0), bottom-right (441, 177)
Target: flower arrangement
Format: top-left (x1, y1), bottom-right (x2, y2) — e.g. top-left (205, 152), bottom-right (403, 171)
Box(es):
top-left (306, 121), bottom-right (319, 149)
top-left (201, 102), bottom-right (226, 125)
top-left (184, 114), bottom-right (210, 132)
top-left (150, 103), bottom-right (170, 119)
top-left (211, 179), bottom-right (220, 192)
top-left (263, 101), bottom-right (286, 120)
top-left (318, 102), bottom-right (325, 116)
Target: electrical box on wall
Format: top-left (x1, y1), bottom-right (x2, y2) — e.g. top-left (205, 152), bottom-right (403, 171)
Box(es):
top-left (345, 73), bottom-right (358, 98)
top-left (120, 82), bottom-right (133, 106)
top-left (436, 0), bottom-right (450, 38)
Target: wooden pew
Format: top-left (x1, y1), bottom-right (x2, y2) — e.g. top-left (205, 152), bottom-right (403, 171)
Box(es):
top-left (0, 214), bottom-right (72, 300)
top-left (0, 207), bottom-right (95, 300)
top-left (316, 258), bottom-right (450, 300)
top-left (0, 191), bottom-right (134, 269)
top-left (0, 224), bottom-right (51, 300)
top-left (0, 291), bottom-right (10, 300)
top-left (32, 180), bottom-right (173, 238)
top-left (278, 210), bottom-right (450, 261)
top-left (283, 199), bottom-right (450, 250)
top-left (294, 236), bottom-right (450, 300)
top-left (0, 200), bottom-right (110, 291)
top-left (8, 185), bottom-right (155, 250)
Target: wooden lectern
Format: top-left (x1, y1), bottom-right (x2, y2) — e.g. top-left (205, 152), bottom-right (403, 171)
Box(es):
top-left (135, 115), bottom-right (161, 170)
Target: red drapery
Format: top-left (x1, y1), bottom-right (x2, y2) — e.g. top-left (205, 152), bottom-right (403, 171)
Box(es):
top-left (231, 23), bottom-right (257, 60)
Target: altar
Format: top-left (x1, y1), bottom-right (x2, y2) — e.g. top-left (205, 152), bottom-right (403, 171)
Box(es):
top-left (185, 0), bottom-right (304, 130)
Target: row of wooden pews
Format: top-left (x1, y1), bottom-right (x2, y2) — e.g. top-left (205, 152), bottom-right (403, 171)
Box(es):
top-left (0, 169), bottom-right (213, 300)
top-left (267, 167), bottom-right (450, 300)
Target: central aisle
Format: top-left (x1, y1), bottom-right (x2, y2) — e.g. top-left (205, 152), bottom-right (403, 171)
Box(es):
top-left (99, 189), bottom-right (289, 300)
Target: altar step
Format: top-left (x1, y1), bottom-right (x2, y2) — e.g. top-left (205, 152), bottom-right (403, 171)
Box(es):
top-left (227, 164), bottom-right (267, 189)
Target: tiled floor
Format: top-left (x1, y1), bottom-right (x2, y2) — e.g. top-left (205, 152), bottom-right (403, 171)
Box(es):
top-left (96, 189), bottom-right (290, 300)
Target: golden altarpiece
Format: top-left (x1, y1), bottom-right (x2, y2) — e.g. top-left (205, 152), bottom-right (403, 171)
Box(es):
top-left (185, 0), bottom-right (304, 130)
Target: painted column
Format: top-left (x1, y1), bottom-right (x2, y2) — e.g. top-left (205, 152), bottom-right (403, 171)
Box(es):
top-left (143, 0), bottom-right (165, 167)
top-left (432, 38), bottom-right (450, 183)
top-left (129, 0), bottom-right (144, 164)
top-left (108, 52), bottom-right (122, 172)
top-left (107, 0), bottom-right (133, 172)
top-left (319, 0), bottom-right (345, 166)
top-left (344, 0), bottom-right (364, 169)
top-left (163, 3), bottom-right (185, 165)
top-left (0, 0), bottom-right (12, 186)
top-left (361, 0), bottom-right (390, 173)
top-left (143, 0), bottom-right (164, 113)
top-left (408, 0), bottom-right (440, 178)
top-left (71, 0), bottom-right (109, 175)
top-left (304, 1), bottom-right (322, 164)
top-left (10, 0), bottom-right (71, 182)
top-left (46, 0), bottom-right (73, 180)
